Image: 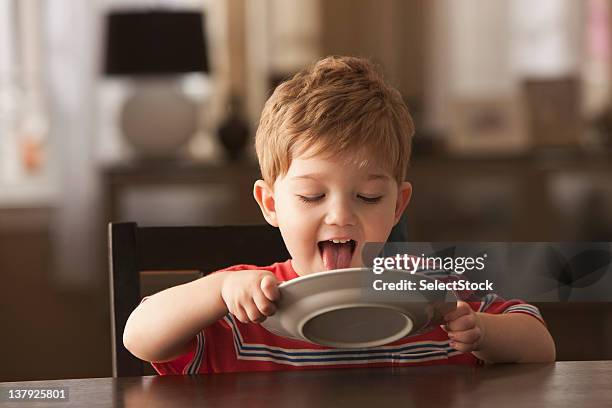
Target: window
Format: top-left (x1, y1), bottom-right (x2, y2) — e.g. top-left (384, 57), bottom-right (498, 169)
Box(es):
top-left (0, 0), bottom-right (50, 204)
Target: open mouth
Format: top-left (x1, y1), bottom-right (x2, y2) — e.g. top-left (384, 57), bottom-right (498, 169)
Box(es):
top-left (317, 239), bottom-right (357, 271)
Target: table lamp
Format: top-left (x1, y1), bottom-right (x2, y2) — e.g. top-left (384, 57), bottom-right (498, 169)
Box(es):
top-left (103, 9), bottom-right (209, 158)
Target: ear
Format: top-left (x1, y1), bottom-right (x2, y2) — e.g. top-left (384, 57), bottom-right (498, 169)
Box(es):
top-left (253, 179), bottom-right (279, 227)
top-left (394, 182), bottom-right (412, 225)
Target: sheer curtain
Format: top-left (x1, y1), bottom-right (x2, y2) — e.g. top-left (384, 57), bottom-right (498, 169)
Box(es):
top-left (1, 0), bottom-right (51, 201)
top-left (46, 0), bottom-right (218, 289)
top-left (46, 0), bottom-right (101, 289)
top-left (426, 0), bottom-right (584, 133)
top-left (0, 0), bottom-right (18, 186)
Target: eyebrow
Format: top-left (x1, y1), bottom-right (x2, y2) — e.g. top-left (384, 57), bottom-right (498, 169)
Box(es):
top-left (291, 173), bottom-right (390, 181)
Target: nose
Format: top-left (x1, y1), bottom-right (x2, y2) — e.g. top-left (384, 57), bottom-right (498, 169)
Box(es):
top-left (324, 197), bottom-right (357, 227)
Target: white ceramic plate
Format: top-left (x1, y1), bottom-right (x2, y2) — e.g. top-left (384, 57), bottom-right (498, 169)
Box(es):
top-left (261, 267), bottom-right (457, 348)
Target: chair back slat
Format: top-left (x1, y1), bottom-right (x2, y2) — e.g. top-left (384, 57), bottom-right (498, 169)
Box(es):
top-left (136, 225), bottom-right (289, 272)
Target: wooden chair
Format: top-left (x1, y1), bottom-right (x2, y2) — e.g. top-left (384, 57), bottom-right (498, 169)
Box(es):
top-left (108, 222), bottom-right (290, 377)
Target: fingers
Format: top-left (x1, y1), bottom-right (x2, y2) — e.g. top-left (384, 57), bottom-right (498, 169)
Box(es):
top-left (443, 301), bottom-right (471, 323)
top-left (223, 271), bottom-right (280, 324)
top-left (232, 298), bottom-right (266, 324)
top-left (448, 327), bottom-right (481, 345)
top-left (260, 275), bottom-right (280, 301)
top-left (449, 340), bottom-right (475, 353)
top-left (243, 299), bottom-right (266, 323)
top-left (443, 302), bottom-right (485, 352)
top-left (448, 328), bottom-right (483, 353)
top-left (253, 287), bottom-right (277, 317)
top-left (230, 303), bottom-right (249, 324)
top-left (232, 281), bottom-right (278, 324)
top-left (447, 313), bottom-right (476, 332)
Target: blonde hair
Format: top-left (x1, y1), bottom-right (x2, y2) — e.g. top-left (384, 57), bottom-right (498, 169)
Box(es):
top-left (255, 55), bottom-right (414, 185)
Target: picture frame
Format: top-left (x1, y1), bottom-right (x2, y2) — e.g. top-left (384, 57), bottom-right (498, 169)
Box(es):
top-left (447, 95), bottom-right (529, 156)
top-left (523, 77), bottom-right (583, 148)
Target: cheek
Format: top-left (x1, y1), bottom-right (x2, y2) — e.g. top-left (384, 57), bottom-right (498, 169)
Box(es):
top-left (275, 199), bottom-right (318, 249)
top-left (363, 202), bottom-right (398, 239)
top-left (276, 197), bottom-right (305, 228)
top-left (276, 191), bottom-right (320, 225)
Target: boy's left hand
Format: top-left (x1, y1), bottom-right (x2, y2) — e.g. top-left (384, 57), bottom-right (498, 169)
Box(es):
top-left (442, 301), bottom-right (485, 353)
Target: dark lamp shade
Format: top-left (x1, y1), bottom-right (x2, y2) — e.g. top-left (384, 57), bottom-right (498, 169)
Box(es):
top-left (103, 10), bottom-right (209, 76)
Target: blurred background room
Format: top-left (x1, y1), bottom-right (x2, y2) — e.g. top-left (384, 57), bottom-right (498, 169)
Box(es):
top-left (1, 0), bottom-right (612, 381)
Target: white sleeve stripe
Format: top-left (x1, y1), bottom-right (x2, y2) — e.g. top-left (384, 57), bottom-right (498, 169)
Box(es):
top-left (503, 304), bottom-right (543, 320)
top-left (478, 293), bottom-right (499, 312)
top-left (183, 331), bottom-right (205, 375)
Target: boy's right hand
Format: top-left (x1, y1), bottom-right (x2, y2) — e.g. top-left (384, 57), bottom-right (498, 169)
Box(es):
top-left (220, 270), bottom-right (280, 324)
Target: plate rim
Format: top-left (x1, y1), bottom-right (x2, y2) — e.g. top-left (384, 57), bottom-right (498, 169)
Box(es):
top-left (262, 267), bottom-right (457, 347)
top-left (279, 266), bottom-right (446, 289)
top-left (278, 267), bottom-right (369, 289)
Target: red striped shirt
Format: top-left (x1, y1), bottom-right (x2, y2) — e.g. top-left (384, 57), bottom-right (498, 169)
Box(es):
top-left (150, 260), bottom-right (544, 375)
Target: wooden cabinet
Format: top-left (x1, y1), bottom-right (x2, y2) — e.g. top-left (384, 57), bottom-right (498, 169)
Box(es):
top-left (407, 153), bottom-right (612, 241)
top-left (101, 160), bottom-right (264, 227)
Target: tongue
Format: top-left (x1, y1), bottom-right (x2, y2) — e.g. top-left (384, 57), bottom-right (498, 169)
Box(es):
top-left (320, 241), bottom-right (353, 271)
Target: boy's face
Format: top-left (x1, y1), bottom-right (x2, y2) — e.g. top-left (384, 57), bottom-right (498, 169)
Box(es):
top-left (254, 153), bottom-right (412, 276)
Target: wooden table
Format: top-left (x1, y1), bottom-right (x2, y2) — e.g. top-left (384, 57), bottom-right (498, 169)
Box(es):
top-left (1, 361), bottom-right (610, 407)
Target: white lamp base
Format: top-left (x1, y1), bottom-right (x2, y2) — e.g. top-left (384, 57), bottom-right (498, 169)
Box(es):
top-left (120, 79), bottom-right (197, 158)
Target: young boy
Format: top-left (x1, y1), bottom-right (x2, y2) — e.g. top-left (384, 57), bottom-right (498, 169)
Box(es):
top-left (123, 56), bottom-right (555, 375)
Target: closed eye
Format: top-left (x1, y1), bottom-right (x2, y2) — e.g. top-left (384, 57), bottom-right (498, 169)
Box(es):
top-left (298, 194), bottom-right (325, 203)
top-left (358, 195), bottom-right (383, 203)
